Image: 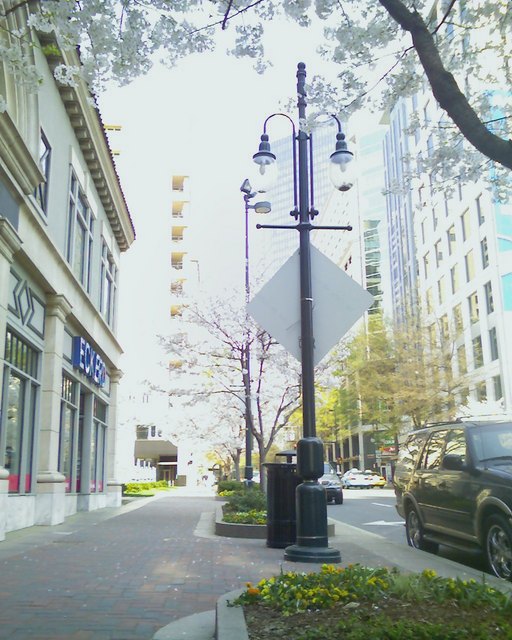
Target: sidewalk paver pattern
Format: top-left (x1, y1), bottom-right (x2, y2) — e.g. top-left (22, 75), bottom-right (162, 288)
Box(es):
top-left (1, 493), bottom-right (290, 639)
top-left (1, 490), bottom-right (504, 639)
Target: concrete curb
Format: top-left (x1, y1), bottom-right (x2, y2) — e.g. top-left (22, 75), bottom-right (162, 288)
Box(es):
top-left (216, 590), bottom-right (248, 640)
top-left (214, 503), bottom-right (266, 539)
top-left (153, 610), bottom-right (215, 640)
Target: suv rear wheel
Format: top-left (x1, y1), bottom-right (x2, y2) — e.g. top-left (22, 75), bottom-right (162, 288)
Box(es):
top-left (406, 506), bottom-right (439, 553)
top-left (485, 514), bottom-right (512, 580)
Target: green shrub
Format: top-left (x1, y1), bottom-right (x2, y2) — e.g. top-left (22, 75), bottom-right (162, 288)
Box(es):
top-left (217, 480), bottom-right (245, 494)
top-left (223, 487), bottom-right (266, 514)
top-left (223, 510), bottom-right (267, 525)
top-left (123, 481), bottom-right (170, 495)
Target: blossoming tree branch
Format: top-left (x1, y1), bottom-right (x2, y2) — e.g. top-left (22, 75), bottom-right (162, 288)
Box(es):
top-left (0, 0), bottom-right (510, 181)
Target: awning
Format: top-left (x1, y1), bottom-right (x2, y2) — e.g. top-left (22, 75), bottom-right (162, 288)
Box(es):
top-left (157, 461), bottom-right (178, 466)
top-left (134, 439), bottom-right (178, 458)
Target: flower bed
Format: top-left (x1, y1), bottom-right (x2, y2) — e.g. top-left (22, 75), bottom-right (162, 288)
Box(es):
top-left (234, 564), bottom-right (512, 639)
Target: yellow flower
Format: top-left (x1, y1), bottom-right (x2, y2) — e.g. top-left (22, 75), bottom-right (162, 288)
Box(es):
top-left (247, 587), bottom-right (260, 596)
top-left (422, 569), bottom-right (437, 579)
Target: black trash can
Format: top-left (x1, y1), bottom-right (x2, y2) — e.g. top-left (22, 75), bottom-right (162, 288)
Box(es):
top-left (264, 461), bottom-right (302, 549)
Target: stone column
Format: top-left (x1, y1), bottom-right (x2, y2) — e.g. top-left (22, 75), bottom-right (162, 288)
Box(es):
top-left (35, 294), bottom-right (72, 525)
top-left (0, 219), bottom-right (22, 541)
top-left (106, 368), bottom-right (123, 507)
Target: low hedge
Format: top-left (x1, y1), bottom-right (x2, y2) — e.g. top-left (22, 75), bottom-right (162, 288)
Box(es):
top-left (222, 509), bottom-right (267, 525)
top-left (123, 480), bottom-right (169, 494)
top-left (222, 486), bottom-right (267, 514)
top-left (217, 479), bottom-right (246, 494)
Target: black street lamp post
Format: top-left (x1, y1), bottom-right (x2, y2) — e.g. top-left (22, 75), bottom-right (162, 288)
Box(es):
top-left (240, 180), bottom-right (271, 486)
top-left (252, 62), bottom-right (354, 563)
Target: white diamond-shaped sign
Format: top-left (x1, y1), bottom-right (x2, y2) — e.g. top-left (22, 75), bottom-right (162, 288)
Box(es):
top-left (248, 246), bottom-right (374, 365)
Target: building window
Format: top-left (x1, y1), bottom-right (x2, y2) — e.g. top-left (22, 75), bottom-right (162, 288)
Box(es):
top-left (453, 304), bottom-right (463, 333)
top-left (435, 240), bottom-right (443, 267)
top-left (489, 327), bottom-right (499, 361)
top-left (423, 252), bottom-right (430, 279)
top-left (440, 315), bottom-right (449, 340)
top-left (2, 330), bottom-right (39, 494)
top-left (461, 209), bottom-right (470, 242)
top-left (432, 207), bottom-right (438, 230)
top-left (481, 237), bottom-right (489, 269)
top-left (468, 292), bottom-right (479, 324)
top-left (100, 242), bottom-right (117, 327)
top-left (426, 288), bottom-right (434, 314)
top-left (171, 257), bottom-right (183, 270)
top-left (438, 276), bottom-right (446, 304)
top-left (67, 172), bottom-right (94, 291)
top-left (447, 225), bottom-right (456, 255)
top-left (484, 281), bottom-right (494, 314)
top-left (476, 381), bottom-right (487, 402)
top-left (428, 324), bottom-right (436, 349)
top-left (171, 281), bottom-right (184, 296)
top-left (59, 375), bottom-right (78, 493)
top-left (459, 387), bottom-right (469, 405)
top-left (451, 265), bottom-right (459, 293)
top-left (137, 425), bottom-right (149, 439)
top-left (427, 134), bottom-right (434, 158)
top-left (472, 335), bottom-right (484, 368)
top-left (493, 375), bottom-right (503, 401)
top-left (457, 344), bottom-right (467, 375)
top-left (465, 250), bottom-right (475, 282)
top-left (476, 194), bottom-right (484, 225)
top-left (91, 398), bottom-right (107, 493)
top-left (34, 131), bottom-right (51, 213)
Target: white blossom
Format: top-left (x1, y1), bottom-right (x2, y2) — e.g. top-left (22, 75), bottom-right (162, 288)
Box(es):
top-left (0, 0), bottom-right (509, 188)
top-left (53, 63), bottom-right (80, 88)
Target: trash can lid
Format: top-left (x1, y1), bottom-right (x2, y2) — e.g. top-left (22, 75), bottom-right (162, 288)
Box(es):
top-left (275, 450), bottom-right (297, 457)
top-left (275, 450), bottom-right (297, 463)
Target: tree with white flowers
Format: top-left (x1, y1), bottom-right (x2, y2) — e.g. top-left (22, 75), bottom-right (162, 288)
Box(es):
top-left (158, 294), bottom-right (301, 477)
top-left (0, 0), bottom-right (510, 180)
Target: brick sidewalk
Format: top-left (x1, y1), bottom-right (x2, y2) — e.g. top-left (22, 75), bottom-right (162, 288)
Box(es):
top-left (0, 494), bottom-right (293, 640)
top-left (2, 491), bottom-right (506, 640)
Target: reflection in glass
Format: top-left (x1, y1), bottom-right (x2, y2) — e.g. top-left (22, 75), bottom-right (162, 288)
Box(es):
top-left (5, 374), bottom-right (24, 493)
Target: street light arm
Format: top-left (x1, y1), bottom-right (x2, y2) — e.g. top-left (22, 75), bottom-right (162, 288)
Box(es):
top-left (261, 113), bottom-right (298, 213)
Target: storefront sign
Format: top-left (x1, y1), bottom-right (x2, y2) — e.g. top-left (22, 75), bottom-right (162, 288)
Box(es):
top-left (72, 336), bottom-right (106, 387)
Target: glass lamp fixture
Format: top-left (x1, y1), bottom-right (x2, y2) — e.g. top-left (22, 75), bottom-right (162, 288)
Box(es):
top-left (329, 132), bottom-right (354, 192)
top-left (253, 201), bottom-right (271, 214)
top-left (252, 133), bottom-right (278, 192)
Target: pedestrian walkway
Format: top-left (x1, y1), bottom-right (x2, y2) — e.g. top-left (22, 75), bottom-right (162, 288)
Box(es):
top-left (0, 488), bottom-right (509, 640)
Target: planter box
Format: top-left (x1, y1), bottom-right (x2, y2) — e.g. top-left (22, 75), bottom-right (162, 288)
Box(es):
top-left (214, 504), bottom-right (335, 539)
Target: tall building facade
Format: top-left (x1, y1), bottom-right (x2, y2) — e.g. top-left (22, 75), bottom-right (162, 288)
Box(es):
top-left (0, 23), bottom-right (135, 540)
top-left (381, 0), bottom-right (512, 415)
top-left (384, 89), bottom-right (512, 413)
top-left (129, 174), bottom-right (204, 487)
top-left (170, 175), bottom-right (199, 320)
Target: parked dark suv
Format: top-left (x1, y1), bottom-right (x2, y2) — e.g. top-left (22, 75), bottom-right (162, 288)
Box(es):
top-left (394, 419), bottom-right (512, 580)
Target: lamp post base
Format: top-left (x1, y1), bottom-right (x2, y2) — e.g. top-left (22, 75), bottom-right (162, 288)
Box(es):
top-left (284, 474), bottom-right (341, 563)
top-left (284, 544), bottom-right (341, 563)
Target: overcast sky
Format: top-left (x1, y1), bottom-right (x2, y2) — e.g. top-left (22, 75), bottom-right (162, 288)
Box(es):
top-left (96, 18), bottom-right (382, 390)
